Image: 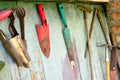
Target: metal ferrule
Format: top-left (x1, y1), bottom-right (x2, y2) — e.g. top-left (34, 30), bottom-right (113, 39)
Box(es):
top-left (105, 47), bottom-right (109, 62)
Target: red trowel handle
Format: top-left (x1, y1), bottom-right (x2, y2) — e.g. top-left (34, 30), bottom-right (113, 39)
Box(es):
top-left (0, 9), bottom-right (12, 21)
top-left (37, 4), bottom-right (48, 27)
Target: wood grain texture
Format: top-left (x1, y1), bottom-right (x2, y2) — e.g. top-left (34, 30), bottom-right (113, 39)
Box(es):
top-left (0, 1), bottom-right (113, 80)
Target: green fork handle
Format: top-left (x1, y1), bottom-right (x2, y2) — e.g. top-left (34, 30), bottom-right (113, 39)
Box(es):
top-left (57, 3), bottom-right (67, 28)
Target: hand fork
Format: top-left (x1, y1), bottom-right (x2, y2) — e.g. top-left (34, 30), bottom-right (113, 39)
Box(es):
top-left (16, 7), bottom-right (26, 48)
top-left (16, 7), bottom-right (30, 62)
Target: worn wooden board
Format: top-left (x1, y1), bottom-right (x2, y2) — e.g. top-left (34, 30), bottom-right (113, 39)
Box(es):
top-left (0, 1), bottom-right (112, 80)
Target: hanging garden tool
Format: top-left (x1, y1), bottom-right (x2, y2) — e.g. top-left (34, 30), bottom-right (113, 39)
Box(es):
top-left (84, 8), bottom-right (97, 80)
top-left (98, 44), bottom-right (111, 80)
top-left (0, 8), bottom-right (30, 68)
top-left (83, 8), bottom-right (112, 80)
top-left (0, 9), bottom-right (13, 71)
top-left (109, 26), bottom-right (119, 80)
top-left (96, 8), bottom-right (120, 80)
top-left (57, 3), bottom-right (75, 69)
top-left (36, 4), bottom-right (50, 58)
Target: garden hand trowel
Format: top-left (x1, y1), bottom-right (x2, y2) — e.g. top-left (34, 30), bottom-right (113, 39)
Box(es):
top-left (57, 3), bottom-right (75, 68)
top-left (36, 4), bottom-right (50, 58)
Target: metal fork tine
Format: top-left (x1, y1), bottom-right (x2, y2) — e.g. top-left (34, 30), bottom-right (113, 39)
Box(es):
top-left (18, 7), bottom-right (25, 17)
top-left (16, 8), bottom-right (20, 17)
top-left (16, 7), bottom-right (25, 40)
top-left (21, 7), bottom-right (25, 16)
top-left (16, 8), bottom-right (21, 17)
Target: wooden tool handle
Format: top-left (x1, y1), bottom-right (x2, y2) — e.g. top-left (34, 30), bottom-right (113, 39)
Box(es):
top-left (106, 61), bottom-right (110, 80)
top-left (110, 47), bottom-right (117, 80)
top-left (89, 8), bottom-right (97, 39)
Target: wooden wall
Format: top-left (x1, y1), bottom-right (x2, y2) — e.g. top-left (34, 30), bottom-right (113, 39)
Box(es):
top-left (0, 1), bottom-right (110, 80)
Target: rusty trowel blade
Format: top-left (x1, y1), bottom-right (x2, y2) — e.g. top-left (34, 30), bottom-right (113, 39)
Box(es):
top-left (36, 24), bottom-right (50, 58)
top-left (0, 61), bottom-right (5, 71)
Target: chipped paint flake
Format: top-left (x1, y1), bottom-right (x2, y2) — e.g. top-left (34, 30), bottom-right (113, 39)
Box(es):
top-left (38, 58), bottom-right (42, 65)
top-left (30, 70), bottom-right (37, 80)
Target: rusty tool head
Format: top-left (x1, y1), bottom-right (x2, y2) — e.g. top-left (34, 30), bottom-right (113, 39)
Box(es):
top-left (16, 7), bottom-right (25, 21)
top-left (36, 4), bottom-right (50, 58)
